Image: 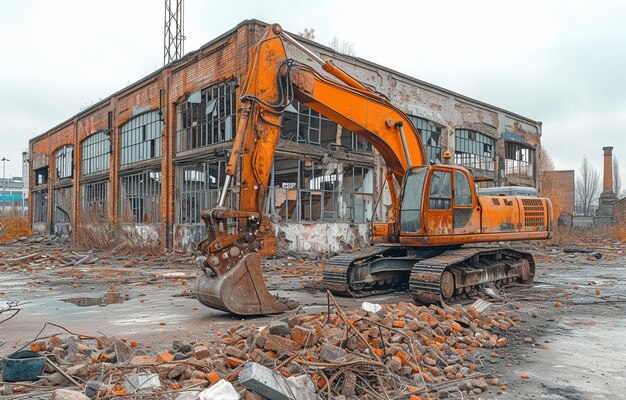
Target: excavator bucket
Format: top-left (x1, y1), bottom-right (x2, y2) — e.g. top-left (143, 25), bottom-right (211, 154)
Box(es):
top-left (196, 252), bottom-right (296, 315)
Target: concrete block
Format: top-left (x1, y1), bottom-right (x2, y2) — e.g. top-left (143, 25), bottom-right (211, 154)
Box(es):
top-left (123, 373), bottom-right (161, 394)
top-left (470, 299), bottom-right (493, 314)
top-left (268, 320), bottom-right (290, 337)
top-left (319, 344), bottom-right (347, 362)
top-left (239, 362), bottom-right (317, 400)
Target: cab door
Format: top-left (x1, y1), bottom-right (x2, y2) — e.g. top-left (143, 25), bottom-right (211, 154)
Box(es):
top-left (423, 168), bottom-right (453, 235)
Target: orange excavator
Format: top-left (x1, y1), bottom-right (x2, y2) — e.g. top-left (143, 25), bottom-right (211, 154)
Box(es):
top-left (195, 24), bottom-right (553, 315)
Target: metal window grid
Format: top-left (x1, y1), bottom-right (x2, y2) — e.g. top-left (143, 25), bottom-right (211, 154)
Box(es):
top-left (81, 180), bottom-right (108, 221)
top-left (176, 81), bottom-right (237, 152)
top-left (505, 142), bottom-right (534, 176)
top-left (177, 161), bottom-right (236, 223)
top-left (268, 156), bottom-right (374, 223)
top-left (120, 111), bottom-right (163, 165)
top-left (409, 116), bottom-right (442, 164)
top-left (281, 102), bottom-right (322, 145)
top-left (81, 131), bottom-right (110, 175)
top-left (53, 186), bottom-right (73, 223)
top-left (55, 145), bottom-right (74, 179)
top-left (120, 171), bottom-right (162, 223)
top-left (32, 190), bottom-right (48, 223)
top-left (454, 129), bottom-right (495, 171)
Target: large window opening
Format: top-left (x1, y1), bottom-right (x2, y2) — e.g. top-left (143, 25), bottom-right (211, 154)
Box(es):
top-left (409, 116), bottom-right (442, 164)
top-left (454, 129), bottom-right (495, 171)
top-left (120, 111), bottom-right (163, 165)
top-left (32, 190), bottom-right (48, 223)
top-left (282, 101), bottom-right (372, 153)
top-left (55, 145), bottom-right (74, 180)
top-left (177, 161), bottom-right (234, 224)
top-left (267, 156), bottom-right (373, 223)
top-left (176, 81), bottom-right (237, 152)
top-left (505, 141), bottom-right (534, 177)
top-left (53, 186), bottom-right (72, 224)
top-left (81, 131), bottom-right (110, 175)
top-left (81, 181), bottom-right (108, 221)
top-left (34, 166), bottom-right (49, 186)
top-left (120, 171), bottom-right (161, 223)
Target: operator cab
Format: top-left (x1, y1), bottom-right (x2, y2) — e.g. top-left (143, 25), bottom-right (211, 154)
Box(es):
top-left (399, 165), bottom-right (478, 237)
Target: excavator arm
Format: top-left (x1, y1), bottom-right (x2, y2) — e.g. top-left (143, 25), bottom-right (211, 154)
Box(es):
top-left (195, 24), bottom-right (426, 315)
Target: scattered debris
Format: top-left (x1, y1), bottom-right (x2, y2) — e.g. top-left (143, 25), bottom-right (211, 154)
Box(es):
top-left (0, 290), bottom-right (518, 398)
top-left (124, 372), bottom-right (161, 394)
top-left (361, 301), bottom-right (382, 313)
top-left (470, 298), bottom-right (493, 314)
top-left (239, 362), bottom-right (316, 400)
top-left (198, 379), bottom-right (240, 400)
top-left (563, 248), bottom-right (602, 259)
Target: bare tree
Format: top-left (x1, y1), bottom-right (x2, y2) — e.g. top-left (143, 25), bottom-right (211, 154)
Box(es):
top-left (328, 37), bottom-right (355, 56)
top-left (540, 147), bottom-right (562, 226)
top-left (298, 28), bottom-right (315, 40)
top-left (540, 146), bottom-right (555, 172)
top-left (613, 157), bottom-right (622, 197)
top-left (575, 156), bottom-right (600, 216)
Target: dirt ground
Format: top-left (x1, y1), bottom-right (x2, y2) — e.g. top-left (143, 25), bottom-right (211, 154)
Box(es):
top-left (1, 236), bottom-right (624, 399)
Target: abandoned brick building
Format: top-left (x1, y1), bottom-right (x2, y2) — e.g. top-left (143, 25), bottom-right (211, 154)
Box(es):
top-left (28, 19), bottom-right (543, 253)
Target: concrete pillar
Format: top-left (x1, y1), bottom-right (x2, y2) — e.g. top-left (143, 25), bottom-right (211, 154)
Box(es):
top-left (603, 146), bottom-right (614, 194)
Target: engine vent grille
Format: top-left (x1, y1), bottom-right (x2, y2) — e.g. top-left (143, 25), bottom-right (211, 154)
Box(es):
top-left (522, 198), bottom-right (545, 227)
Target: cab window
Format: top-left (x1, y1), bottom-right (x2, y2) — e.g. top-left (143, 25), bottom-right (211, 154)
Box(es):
top-left (429, 170), bottom-right (451, 210)
top-left (400, 168), bottom-right (426, 232)
top-left (454, 171), bottom-right (472, 207)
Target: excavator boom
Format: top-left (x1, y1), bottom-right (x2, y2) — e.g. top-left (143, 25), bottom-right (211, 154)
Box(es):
top-left (196, 24), bottom-right (425, 315)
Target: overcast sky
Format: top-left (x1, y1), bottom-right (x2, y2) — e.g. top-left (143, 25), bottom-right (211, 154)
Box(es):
top-left (1, 0), bottom-right (625, 184)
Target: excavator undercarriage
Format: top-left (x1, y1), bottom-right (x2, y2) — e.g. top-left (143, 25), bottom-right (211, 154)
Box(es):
top-left (323, 246), bottom-right (535, 302)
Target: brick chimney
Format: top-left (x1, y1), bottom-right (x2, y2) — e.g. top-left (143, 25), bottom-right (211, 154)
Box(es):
top-left (603, 146), bottom-right (614, 194)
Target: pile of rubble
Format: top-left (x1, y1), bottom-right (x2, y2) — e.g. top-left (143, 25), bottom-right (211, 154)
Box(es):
top-left (1, 296), bottom-right (517, 399)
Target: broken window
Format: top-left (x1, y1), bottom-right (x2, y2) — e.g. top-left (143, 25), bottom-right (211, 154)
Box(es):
top-left (81, 131), bottom-right (110, 175)
top-left (267, 156), bottom-right (373, 223)
top-left (81, 180), bottom-right (108, 221)
top-left (120, 171), bottom-right (161, 223)
top-left (55, 145), bottom-right (74, 180)
top-left (120, 111), bottom-right (163, 165)
top-left (177, 161), bottom-right (235, 224)
top-left (505, 141), bottom-right (534, 177)
top-left (53, 186), bottom-right (73, 224)
top-left (34, 166), bottom-right (49, 186)
top-left (32, 190), bottom-right (48, 223)
top-left (282, 101), bottom-right (371, 153)
top-left (267, 156), bottom-right (300, 222)
top-left (344, 166), bottom-right (374, 223)
top-left (300, 160), bottom-right (340, 221)
top-left (454, 129), bottom-right (495, 171)
top-left (176, 81), bottom-right (237, 152)
top-left (341, 130), bottom-right (372, 153)
top-left (281, 102), bottom-right (322, 146)
top-left (409, 116), bottom-right (442, 164)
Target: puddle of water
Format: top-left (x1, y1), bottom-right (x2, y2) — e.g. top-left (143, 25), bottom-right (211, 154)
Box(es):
top-left (62, 291), bottom-right (126, 307)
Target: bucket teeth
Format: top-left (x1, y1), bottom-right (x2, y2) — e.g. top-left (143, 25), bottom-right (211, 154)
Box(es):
top-left (196, 252), bottom-right (297, 315)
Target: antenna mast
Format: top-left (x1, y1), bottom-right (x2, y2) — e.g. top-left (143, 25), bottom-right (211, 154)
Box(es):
top-left (164, 0), bottom-right (185, 65)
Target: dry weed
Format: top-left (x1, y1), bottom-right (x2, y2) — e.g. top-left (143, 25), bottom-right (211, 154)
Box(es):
top-left (0, 211), bottom-right (32, 243)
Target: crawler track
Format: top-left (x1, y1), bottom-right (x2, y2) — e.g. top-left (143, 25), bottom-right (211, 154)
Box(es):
top-left (323, 246), bottom-right (535, 303)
